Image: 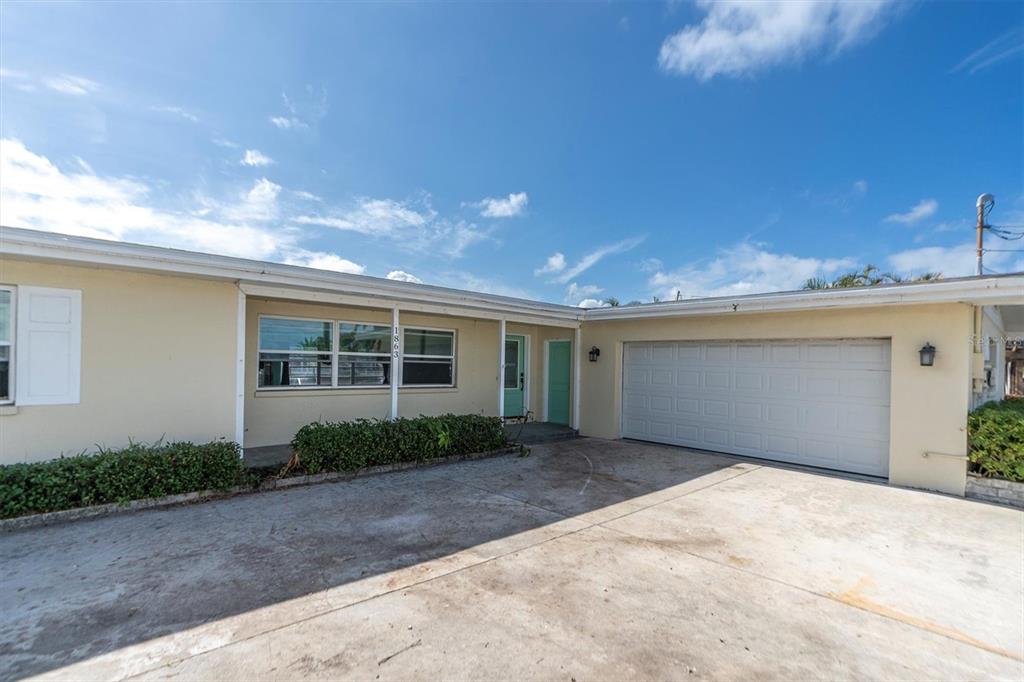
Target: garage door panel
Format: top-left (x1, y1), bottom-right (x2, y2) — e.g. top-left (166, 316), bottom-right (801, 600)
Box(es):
top-left (734, 401), bottom-right (762, 421)
top-left (845, 341), bottom-right (890, 365)
top-left (651, 369), bottom-right (674, 385)
top-left (623, 391), bottom-right (649, 411)
top-left (622, 339), bottom-right (890, 478)
top-left (736, 343), bottom-right (765, 362)
top-left (735, 372), bottom-right (763, 391)
top-left (624, 368), bottom-right (649, 387)
top-left (649, 395), bottom-right (673, 413)
top-left (768, 373), bottom-right (800, 394)
top-left (843, 404), bottom-right (891, 435)
top-left (702, 427), bottom-right (729, 446)
top-left (734, 431), bottom-right (762, 450)
top-left (766, 404), bottom-right (799, 428)
top-left (676, 397), bottom-right (700, 415)
top-left (703, 399), bottom-right (730, 418)
top-left (704, 371), bottom-right (731, 389)
top-left (705, 343), bottom-right (732, 362)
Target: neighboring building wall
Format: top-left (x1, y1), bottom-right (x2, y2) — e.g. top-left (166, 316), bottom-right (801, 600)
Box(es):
top-left (0, 259), bottom-right (238, 463)
top-left (244, 298), bottom-right (503, 448)
top-left (579, 303), bottom-right (974, 495)
top-left (973, 306), bottom-right (1007, 408)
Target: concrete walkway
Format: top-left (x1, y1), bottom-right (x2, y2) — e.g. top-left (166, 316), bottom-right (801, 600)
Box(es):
top-left (1, 439), bottom-right (1021, 680)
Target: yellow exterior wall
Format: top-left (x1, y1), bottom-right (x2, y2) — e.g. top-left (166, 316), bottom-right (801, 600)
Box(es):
top-left (579, 303), bottom-right (974, 495)
top-left (244, 298), bottom-right (505, 448)
top-left (0, 255), bottom-right (981, 497)
top-left (0, 258), bottom-right (238, 463)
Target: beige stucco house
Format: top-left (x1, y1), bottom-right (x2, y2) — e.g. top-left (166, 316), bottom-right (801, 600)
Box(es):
top-left (1, 226), bottom-right (1021, 496)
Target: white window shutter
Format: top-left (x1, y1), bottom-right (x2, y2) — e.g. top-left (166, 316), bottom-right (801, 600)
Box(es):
top-left (16, 287), bottom-right (82, 405)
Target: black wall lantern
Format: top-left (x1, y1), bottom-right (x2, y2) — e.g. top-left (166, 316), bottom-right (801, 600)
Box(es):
top-left (919, 343), bottom-right (936, 367)
top-left (588, 346), bottom-right (601, 362)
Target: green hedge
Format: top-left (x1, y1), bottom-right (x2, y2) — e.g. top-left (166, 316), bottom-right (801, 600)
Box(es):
top-left (292, 414), bottom-right (507, 474)
top-left (968, 398), bottom-right (1024, 482)
top-left (0, 440), bottom-right (244, 519)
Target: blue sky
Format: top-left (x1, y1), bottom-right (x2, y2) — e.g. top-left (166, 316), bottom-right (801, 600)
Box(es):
top-left (1, 1), bottom-right (1022, 306)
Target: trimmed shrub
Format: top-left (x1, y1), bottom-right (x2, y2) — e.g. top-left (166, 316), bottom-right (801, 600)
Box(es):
top-left (0, 440), bottom-right (243, 519)
top-left (968, 398), bottom-right (1024, 483)
top-left (292, 414), bottom-right (507, 475)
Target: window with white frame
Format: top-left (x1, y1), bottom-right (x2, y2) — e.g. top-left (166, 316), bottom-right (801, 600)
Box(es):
top-left (258, 317), bottom-right (333, 389)
top-left (337, 322), bottom-right (391, 386)
top-left (0, 287), bottom-right (12, 403)
top-left (257, 316), bottom-right (395, 389)
top-left (402, 328), bottom-right (455, 386)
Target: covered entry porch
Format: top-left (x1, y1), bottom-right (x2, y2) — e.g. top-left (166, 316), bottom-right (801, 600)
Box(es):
top-left (236, 282), bottom-right (581, 456)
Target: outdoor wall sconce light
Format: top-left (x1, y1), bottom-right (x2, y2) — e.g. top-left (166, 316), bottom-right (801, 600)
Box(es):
top-left (588, 346), bottom-right (601, 362)
top-left (919, 343), bottom-right (936, 367)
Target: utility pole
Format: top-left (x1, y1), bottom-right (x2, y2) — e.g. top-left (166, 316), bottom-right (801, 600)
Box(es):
top-left (976, 193), bottom-right (994, 276)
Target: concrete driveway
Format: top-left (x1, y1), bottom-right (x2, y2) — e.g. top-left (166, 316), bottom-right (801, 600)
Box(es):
top-left (2, 439), bottom-right (1022, 680)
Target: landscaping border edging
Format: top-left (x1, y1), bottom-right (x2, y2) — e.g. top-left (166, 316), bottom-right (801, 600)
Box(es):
top-left (0, 446), bottom-right (519, 532)
top-left (965, 472), bottom-right (1024, 510)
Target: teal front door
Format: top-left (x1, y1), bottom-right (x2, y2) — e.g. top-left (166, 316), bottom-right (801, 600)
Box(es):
top-left (503, 335), bottom-right (526, 417)
top-left (547, 341), bottom-right (571, 425)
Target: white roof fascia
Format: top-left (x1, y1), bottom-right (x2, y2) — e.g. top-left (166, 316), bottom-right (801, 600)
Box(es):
top-left (2, 226), bottom-right (1021, 323)
top-left (584, 276), bottom-right (1024, 321)
top-left (0, 226), bottom-right (582, 326)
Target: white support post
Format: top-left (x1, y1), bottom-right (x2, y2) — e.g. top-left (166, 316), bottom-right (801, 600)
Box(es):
top-left (498, 318), bottom-right (506, 420)
top-left (573, 325), bottom-right (581, 431)
top-left (235, 288), bottom-right (246, 454)
top-left (391, 305), bottom-right (400, 420)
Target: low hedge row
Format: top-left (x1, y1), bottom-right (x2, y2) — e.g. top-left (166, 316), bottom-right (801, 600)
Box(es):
top-left (968, 398), bottom-right (1024, 483)
top-left (0, 440), bottom-right (244, 519)
top-left (292, 413), bottom-right (508, 474)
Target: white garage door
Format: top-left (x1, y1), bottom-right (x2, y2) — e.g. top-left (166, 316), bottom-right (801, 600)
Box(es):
top-left (621, 339), bottom-right (891, 477)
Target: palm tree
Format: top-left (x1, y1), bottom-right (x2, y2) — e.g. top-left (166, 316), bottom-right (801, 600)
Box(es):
top-left (803, 277), bottom-right (829, 290)
top-left (803, 266), bottom-right (942, 290)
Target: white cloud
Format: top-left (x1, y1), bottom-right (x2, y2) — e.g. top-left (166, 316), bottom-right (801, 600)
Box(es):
top-left (295, 196), bottom-right (490, 258)
top-left (270, 116), bottom-right (308, 130)
top-left (271, 88), bottom-right (328, 131)
top-left (150, 106), bottom-right (200, 123)
top-left (659, 0), bottom-right (895, 81)
top-left (0, 138), bottom-right (310, 261)
top-left (475, 191), bottom-right (528, 218)
top-left (887, 243), bottom-right (1023, 278)
top-left (212, 138), bottom-right (239, 149)
top-left (284, 250), bottom-right (365, 275)
top-left (566, 282), bottom-right (603, 304)
top-left (241, 149), bottom-right (274, 167)
top-left (42, 74), bottom-right (99, 96)
top-left (884, 198), bottom-right (938, 224)
top-left (386, 270), bottom-right (423, 284)
top-left (649, 240), bottom-right (857, 299)
top-left (0, 68), bottom-right (37, 92)
top-left (551, 237), bottom-right (645, 284)
top-left (565, 280), bottom-right (602, 303)
top-left (577, 298), bottom-right (610, 309)
top-left (852, 179), bottom-right (868, 195)
top-left (293, 190), bottom-right (322, 202)
top-left (951, 28), bottom-right (1024, 76)
top-left (535, 252), bottom-right (566, 276)
top-left (640, 257), bottom-right (663, 273)
top-left (439, 272), bottom-right (535, 300)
